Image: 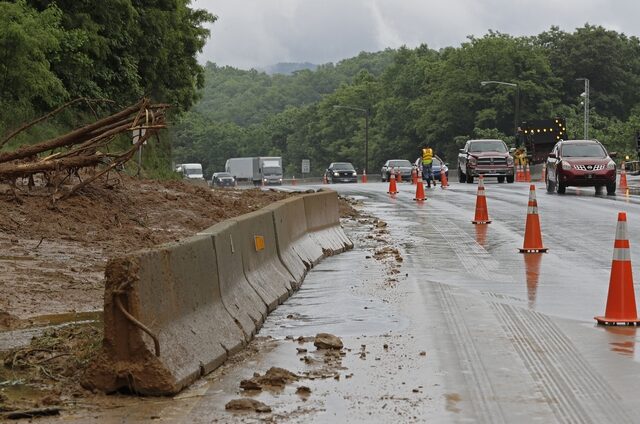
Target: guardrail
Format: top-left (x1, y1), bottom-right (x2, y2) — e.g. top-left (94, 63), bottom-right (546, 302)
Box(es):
top-left (84, 190), bottom-right (352, 395)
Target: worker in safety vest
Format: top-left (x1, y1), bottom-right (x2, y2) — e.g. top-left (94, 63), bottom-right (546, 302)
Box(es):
top-left (422, 145), bottom-right (434, 188)
top-left (514, 146), bottom-right (527, 166)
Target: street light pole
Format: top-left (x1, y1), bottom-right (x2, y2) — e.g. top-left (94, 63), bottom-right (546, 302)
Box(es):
top-left (333, 105), bottom-right (370, 174)
top-left (480, 80), bottom-right (520, 137)
top-left (576, 78), bottom-right (589, 139)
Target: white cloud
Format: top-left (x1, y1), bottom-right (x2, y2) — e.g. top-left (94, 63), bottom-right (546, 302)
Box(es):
top-left (192, 0), bottom-right (640, 69)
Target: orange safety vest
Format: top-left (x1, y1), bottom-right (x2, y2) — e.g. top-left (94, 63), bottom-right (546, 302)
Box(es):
top-left (422, 148), bottom-right (433, 165)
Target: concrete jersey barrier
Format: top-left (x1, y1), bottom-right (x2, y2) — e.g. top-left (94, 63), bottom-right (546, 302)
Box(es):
top-left (86, 191), bottom-right (352, 395)
top-left (230, 209), bottom-right (296, 310)
top-left (303, 190), bottom-right (354, 253)
top-left (84, 235), bottom-right (244, 395)
top-left (265, 196), bottom-right (324, 285)
top-left (199, 220), bottom-right (267, 339)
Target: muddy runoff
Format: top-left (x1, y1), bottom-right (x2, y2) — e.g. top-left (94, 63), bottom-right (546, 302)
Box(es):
top-left (0, 184), bottom-right (362, 417)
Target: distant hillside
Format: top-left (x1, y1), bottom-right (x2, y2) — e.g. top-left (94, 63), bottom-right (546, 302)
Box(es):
top-left (192, 49), bottom-right (397, 126)
top-left (263, 62), bottom-right (318, 75)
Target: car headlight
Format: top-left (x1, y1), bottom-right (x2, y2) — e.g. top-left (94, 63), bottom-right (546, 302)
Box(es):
top-left (606, 160), bottom-right (616, 170)
top-left (263, 178), bottom-right (268, 182)
top-left (333, 172), bottom-right (339, 176)
top-left (351, 171), bottom-right (357, 176)
top-left (561, 161), bottom-right (572, 170)
top-left (507, 156), bottom-right (514, 165)
top-left (468, 157), bottom-right (477, 165)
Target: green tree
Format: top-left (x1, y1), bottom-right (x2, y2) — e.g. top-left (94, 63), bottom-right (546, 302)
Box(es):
top-left (0, 1), bottom-right (67, 129)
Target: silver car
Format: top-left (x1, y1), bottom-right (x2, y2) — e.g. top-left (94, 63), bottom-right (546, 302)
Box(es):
top-left (381, 159), bottom-right (413, 182)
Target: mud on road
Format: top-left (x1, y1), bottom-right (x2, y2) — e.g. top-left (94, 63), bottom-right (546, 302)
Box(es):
top-left (0, 177), bottom-right (362, 418)
top-left (0, 177), bottom-right (295, 326)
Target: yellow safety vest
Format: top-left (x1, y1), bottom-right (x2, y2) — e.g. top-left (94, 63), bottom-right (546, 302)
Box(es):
top-left (422, 148), bottom-right (433, 165)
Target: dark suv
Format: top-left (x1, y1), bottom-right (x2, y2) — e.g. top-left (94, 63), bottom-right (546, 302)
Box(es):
top-left (458, 139), bottom-right (515, 183)
top-left (545, 139), bottom-right (617, 195)
top-left (324, 162), bottom-right (357, 183)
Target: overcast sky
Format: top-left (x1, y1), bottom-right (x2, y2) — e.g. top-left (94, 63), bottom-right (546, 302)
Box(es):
top-left (192, 0), bottom-right (638, 69)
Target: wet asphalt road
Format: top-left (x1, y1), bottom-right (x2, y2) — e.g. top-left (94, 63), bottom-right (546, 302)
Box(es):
top-left (46, 179), bottom-right (640, 423)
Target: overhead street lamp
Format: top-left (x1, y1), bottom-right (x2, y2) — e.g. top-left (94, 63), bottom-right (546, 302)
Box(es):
top-left (480, 80), bottom-right (520, 138)
top-left (576, 77), bottom-right (590, 140)
top-left (333, 105), bottom-right (370, 174)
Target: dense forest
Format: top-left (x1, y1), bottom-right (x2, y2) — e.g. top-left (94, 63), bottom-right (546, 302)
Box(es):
top-left (174, 25), bottom-right (640, 178)
top-left (3, 6), bottom-right (640, 180)
top-left (0, 0), bottom-right (214, 177)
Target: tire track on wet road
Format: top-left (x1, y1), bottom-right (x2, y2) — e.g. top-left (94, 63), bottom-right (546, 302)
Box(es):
top-left (492, 302), bottom-right (634, 424)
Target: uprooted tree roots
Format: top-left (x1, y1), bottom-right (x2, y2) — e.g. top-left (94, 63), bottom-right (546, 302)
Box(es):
top-left (0, 98), bottom-right (169, 204)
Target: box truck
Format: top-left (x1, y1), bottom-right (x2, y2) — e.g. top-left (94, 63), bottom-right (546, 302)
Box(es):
top-left (225, 157), bottom-right (283, 185)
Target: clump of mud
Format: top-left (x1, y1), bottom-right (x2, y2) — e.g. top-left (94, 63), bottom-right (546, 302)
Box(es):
top-left (225, 398), bottom-right (272, 413)
top-left (240, 367), bottom-right (300, 391)
top-left (314, 333), bottom-right (343, 350)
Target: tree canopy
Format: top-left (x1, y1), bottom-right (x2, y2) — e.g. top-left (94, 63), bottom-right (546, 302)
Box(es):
top-left (174, 25), bottom-right (640, 178)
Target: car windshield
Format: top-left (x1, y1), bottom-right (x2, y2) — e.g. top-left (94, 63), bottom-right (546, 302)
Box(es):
top-left (332, 163), bottom-right (355, 171)
top-left (263, 167), bottom-right (281, 174)
top-left (561, 143), bottom-right (606, 158)
top-left (389, 160), bottom-right (412, 167)
top-left (184, 167), bottom-right (202, 175)
top-left (216, 173), bottom-right (232, 178)
top-left (432, 157), bottom-right (441, 166)
top-left (468, 141), bottom-right (507, 153)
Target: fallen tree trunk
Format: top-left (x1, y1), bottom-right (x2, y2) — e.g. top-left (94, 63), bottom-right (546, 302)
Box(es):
top-left (0, 99), bottom-right (146, 164)
top-left (0, 97), bottom-right (168, 202)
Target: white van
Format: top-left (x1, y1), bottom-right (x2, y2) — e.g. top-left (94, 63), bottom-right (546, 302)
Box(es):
top-left (176, 163), bottom-right (204, 180)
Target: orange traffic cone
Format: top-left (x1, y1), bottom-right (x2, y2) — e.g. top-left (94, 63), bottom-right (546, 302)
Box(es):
top-left (322, 174), bottom-right (328, 184)
top-left (411, 168), bottom-right (417, 185)
top-left (619, 163), bottom-right (628, 191)
top-left (524, 163), bottom-right (531, 182)
top-left (440, 168), bottom-right (449, 188)
top-left (595, 212), bottom-right (640, 325)
top-left (292, 175), bottom-right (297, 186)
top-left (396, 169), bottom-right (402, 183)
top-left (387, 172), bottom-right (398, 194)
top-left (414, 170), bottom-right (426, 201)
top-left (516, 164), bottom-right (523, 182)
top-left (361, 170), bottom-right (368, 183)
top-left (472, 176), bottom-right (491, 224)
top-left (519, 185), bottom-right (548, 253)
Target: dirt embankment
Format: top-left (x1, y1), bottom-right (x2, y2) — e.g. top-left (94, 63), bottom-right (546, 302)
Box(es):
top-left (0, 177), bottom-right (360, 417)
top-left (0, 177), bottom-right (305, 326)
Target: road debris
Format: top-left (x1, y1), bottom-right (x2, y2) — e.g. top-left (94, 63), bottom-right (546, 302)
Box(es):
top-left (314, 333), bottom-right (344, 350)
top-left (225, 398), bottom-right (272, 413)
top-left (239, 367), bottom-right (300, 390)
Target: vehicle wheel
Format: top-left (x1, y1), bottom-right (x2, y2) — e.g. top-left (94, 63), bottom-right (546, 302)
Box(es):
top-left (466, 174), bottom-right (474, 184)
top-left (557, 181), bottom-right (566, 194)
top-left (546, 176), bottom-right (555, 193)
top-left (497, 176), bottom-right (505, 183)
top-left (606, 181), bottom-right (616, 195)
top-left (458, 168), bottom-right (466, 183)
top-left (506, 175), bottom-right (515, 183)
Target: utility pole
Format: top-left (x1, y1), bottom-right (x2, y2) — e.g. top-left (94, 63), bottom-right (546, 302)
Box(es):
top-left (577, 78), bottom-right (590, 139)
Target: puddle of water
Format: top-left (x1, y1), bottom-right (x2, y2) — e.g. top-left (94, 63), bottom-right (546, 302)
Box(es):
top-left (27, 311), bottom-right (102, 327)
top-left (0, 256), bottom-right (35, 261)
top-left (0, 311), bottom-right (103, 352)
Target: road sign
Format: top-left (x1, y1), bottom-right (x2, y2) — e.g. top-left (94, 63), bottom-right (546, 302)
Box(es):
top-left (132, 128), bottom-right (147, 145)
top-left (301, 159), bottom-right (310, 174)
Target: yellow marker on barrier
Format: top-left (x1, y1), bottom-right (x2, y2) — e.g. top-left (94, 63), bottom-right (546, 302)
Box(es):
top-left (254, 235), bottom-right (265, 251)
